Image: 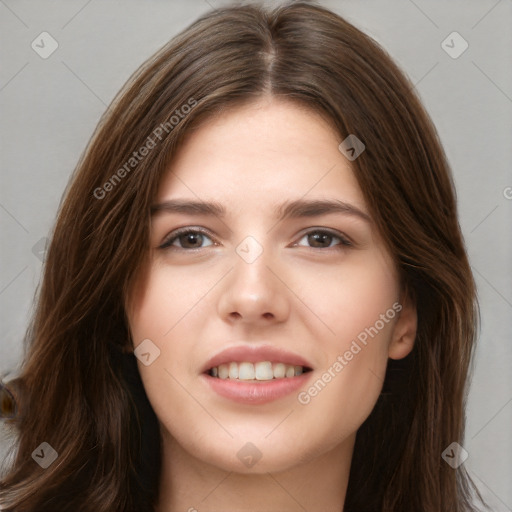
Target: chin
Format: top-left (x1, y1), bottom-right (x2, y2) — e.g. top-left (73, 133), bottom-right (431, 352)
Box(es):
top-left (185, 435), bottom-right (314, 475)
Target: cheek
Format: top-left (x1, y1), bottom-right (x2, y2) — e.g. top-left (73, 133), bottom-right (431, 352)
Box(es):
top-left (297, 250), bottom-right (399, 348)
top-left (128, 263), bottom-right (218, 344)
top-left (296, 311), bottom-right (396, 450)
top-left (294, 251), bottom-right (398, 425)
top-left (126, 263), bottom-right (223, 417)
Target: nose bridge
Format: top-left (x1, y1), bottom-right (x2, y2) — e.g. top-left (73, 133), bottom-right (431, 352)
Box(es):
top-left (232, 236), bottom-right (276, 299)
top-left (217, 235), bottom-right (290, 324)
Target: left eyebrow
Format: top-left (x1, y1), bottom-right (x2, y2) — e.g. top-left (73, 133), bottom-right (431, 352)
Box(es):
top-left (275, 199), bottom-right (372, 223)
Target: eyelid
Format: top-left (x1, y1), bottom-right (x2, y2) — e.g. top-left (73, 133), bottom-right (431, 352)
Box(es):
top-left (158, 226), bottom-right (217, 250)
top-left (293, 227), bottom-right (353, 248)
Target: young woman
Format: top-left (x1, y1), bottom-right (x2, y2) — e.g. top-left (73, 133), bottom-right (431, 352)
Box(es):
top-left (0, 2), bottom-right (487, 511)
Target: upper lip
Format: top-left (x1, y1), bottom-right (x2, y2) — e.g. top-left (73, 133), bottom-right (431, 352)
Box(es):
top-left (201, 344), bottom-right (314, 373)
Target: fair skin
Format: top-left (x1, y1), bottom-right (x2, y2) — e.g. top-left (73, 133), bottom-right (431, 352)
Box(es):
top-left (126, 98), bottom-right (417, 512)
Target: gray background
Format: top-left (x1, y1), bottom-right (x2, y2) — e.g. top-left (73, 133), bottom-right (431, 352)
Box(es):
top-left (1, 0), bottom-right (511, 509)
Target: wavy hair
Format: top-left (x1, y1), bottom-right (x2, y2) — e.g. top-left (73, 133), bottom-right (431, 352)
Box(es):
top-left (0, 2), bottom-right (486, 510)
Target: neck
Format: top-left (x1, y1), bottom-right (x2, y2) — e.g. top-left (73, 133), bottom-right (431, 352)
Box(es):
top-left (156, 431), bottom-right (355, 512)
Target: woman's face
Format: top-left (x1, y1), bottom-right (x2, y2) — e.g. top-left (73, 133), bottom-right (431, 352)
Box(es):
top-left (126, 98), bottom-right (416, 474)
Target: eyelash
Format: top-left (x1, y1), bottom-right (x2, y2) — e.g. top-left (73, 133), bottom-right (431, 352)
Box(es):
top-left (159, 227), bottom-right (215, 251)
top-left (158, 227), bottom-right (353, 251)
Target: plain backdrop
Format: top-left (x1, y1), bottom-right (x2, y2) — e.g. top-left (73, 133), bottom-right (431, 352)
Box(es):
top-left (1, 0), bottom-right (511, 509)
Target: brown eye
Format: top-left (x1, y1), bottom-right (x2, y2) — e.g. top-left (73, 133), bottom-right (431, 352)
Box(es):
top-left (307, 232), bottom-right (334, 248)
top-left (177, 232), bottom-right (205, 248)
top-left (296, 229), bottom-right (351, 249)
top-left (160, 229), bottom-right (214, 250)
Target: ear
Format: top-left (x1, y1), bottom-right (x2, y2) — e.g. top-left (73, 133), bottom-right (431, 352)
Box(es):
top-left (388, 291), bottom-right (417, 360)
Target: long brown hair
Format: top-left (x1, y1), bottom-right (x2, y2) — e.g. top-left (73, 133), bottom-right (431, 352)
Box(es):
top-left (0, 2), bottom-right (487, 510)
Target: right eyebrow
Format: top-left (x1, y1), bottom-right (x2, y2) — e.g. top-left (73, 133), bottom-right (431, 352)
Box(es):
top-left (150, 199), bottom-right (226, 217)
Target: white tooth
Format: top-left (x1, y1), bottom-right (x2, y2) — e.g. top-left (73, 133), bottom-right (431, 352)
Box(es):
top-left (273, 363), bottom-right (286, 379)
top-left (285, 365), bottom-right (295, 378)
top-left (255, 361), bottom-right (273, 380)
top-left (294, 365), bottom-right (303, 376)
top-left (228, 362), bottom-right (238, 379)
top-left (218, 364), bottom-right (229, 379)
top-left (211, 367), bottom-right (218, 377)
top-left (238, 362), bottom-right (255, 380)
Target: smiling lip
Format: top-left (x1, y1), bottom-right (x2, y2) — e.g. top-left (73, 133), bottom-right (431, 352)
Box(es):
top-left (202, 372), bottom-right (312, 404)
top-left (201, 344), bottom-right (313, 373)
top-left (200, 344), bottom-right (314, 405)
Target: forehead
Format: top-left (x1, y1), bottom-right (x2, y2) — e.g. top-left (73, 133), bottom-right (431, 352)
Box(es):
top-left (157, 98), bottom-right (365, 210)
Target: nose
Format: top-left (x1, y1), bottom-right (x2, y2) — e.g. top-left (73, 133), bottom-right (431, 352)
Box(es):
top-left (217, 249), bottom-right (290, 327)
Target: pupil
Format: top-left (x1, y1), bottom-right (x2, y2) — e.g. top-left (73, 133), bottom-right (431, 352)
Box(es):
top-left (309, 232), bottom-right (331, 247)
top-left (181, 233), bottom-right (202, 248)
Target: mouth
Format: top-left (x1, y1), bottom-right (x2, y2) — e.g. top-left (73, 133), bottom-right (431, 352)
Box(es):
top-left (201, 344), bottom-right (314, 404)
top-left (206, 361), bottom-right (313, 381)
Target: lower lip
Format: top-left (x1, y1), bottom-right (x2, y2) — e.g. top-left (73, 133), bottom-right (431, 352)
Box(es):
top-left (201, 372), bottom-right (313, 405)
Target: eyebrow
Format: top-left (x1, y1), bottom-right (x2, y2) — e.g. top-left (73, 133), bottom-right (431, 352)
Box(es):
top-left (150, 198), bottom-right (371, 223)
top-left (151, 199), bottom-right (225, 217)
top-left (276, 198), bottom-right (371, 223)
